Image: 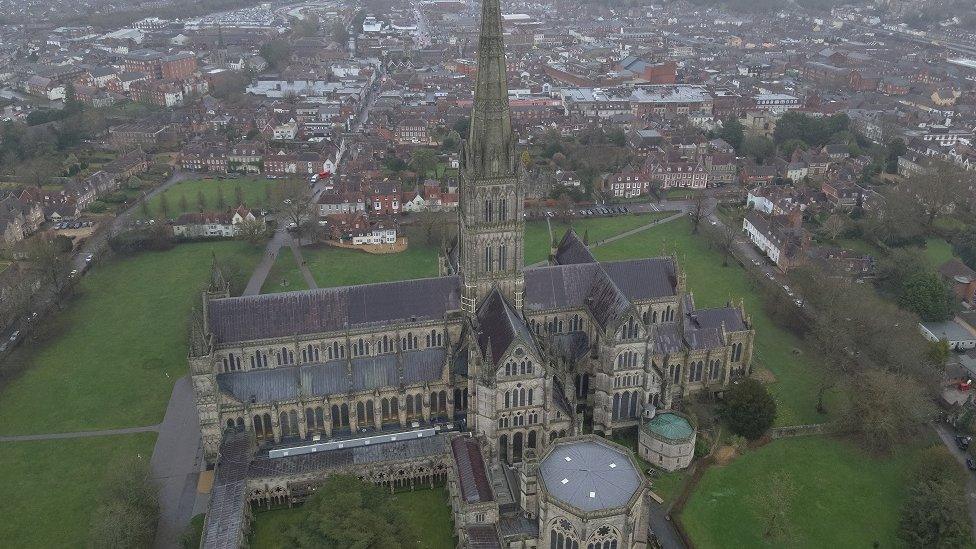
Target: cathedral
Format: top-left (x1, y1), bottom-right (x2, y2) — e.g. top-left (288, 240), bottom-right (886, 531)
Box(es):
top-left (193, 1), bottom-right (754, 546)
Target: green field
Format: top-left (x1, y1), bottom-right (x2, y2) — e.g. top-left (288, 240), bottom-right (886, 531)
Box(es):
top-left (921, 237), bottom-right (955, 270)
top-left (523, 211), bottom-right (675, 265)
top-left (0, 433), bottom-right (157, 548)
top-left (261, 247), bottom-right (304, 294)
top-left (263, 212), bottom-right (677, 293)
top-left (592, 217), bottom-right (829, 426)
top-left (262, 226), bottom-right (442, 293)
top-left (249, 487), bottom-right (455, 549)
top-left (0, 242), bottom-right (262, 435)
top-left (139, 177), bottom-right (279, 220)
top-left (682, 436), bottom-right (933, 548)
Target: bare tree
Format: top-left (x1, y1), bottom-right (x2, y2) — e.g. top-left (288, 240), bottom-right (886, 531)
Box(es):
top-left (24, 233), bottom-right (72, 309)
top-left (416, 209), bottom-right (447, 247)
top-left (689, 190), bottom-right (706, 234)
top-left (236, 219), bottom-right (269, 246)
top-left (752, 471), bottom-right (797, 544)
top-left (554, 193), bottom-right (574, 224)
top-left (910, 162), bottom-right (967, 227)
top-left (275, 179), bottom-right (314, 236)
top-left (821, 213), bottom-right (847, 241)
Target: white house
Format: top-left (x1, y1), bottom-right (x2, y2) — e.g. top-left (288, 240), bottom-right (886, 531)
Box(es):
top-left (273, 119), bottom-right (298, 140)
top-left (746, 190), bottom-right (775, 214)
top-left (173, 206), bottom-right (259, 238)
top-left (401, 191), bottom-right (426, 212)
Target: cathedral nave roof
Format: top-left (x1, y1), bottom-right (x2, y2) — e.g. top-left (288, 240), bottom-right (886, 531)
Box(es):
top-left (207, 275), bottom-right (462, 343)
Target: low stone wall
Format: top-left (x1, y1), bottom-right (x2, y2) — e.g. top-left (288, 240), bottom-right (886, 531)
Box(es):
top-left (768, 423), bottom-right (831, 440)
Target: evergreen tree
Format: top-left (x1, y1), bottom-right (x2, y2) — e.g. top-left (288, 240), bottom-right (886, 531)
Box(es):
top-left (721, 378), bottom-right (776, 440)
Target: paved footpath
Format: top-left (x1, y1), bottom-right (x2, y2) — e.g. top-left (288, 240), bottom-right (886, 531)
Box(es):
top-left (0, 424), bottom-right (158, 442)
top-left (151, 375), bottom-right (207, 549)
top-left (526, 209), bottom-right (687, 268)
top-left (287, 236), bottom-right (317, 290)
top-left (242, 226), bottom-right (289, 295)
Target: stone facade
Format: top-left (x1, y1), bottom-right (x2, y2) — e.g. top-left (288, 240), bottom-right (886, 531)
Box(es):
top-left (194, 1), bottom-right (756, 546)
top-left (638, 411), bottom-right (696, 472)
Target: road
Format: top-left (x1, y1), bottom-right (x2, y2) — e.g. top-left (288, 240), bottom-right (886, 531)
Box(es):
top-left (934, 423), bottom-right (976, 537)
top-left (0, 169), bottom-right (192, 359)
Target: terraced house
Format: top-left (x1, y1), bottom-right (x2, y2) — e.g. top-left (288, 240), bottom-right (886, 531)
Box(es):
top-left (191, 1), bottom-right (755, 545)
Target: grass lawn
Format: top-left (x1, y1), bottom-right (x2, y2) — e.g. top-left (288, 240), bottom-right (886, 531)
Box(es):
top-left (920, 237), bottom-right (954, 270)
top-left (249, 487), bottom-right (454, 549)
top-left (0, 432), bottom-right (157, 549)
top-left (0, 242), bottom-right (262, 435)
top-left (592, 217), bottom-right (830, 426)
top-left (682, 436), bottom-right (929, 548)
top-left (261, 248), bottom-right (305, 294)
top-left (262, 213), bottom-right (678, 293)
top-left (608, 426), bottom-right (689, 504)
top-left (524, 212), bottom-right (675, 265)
top-left (138, 177), bottom-right (279, 220)
top-left (264, 226), bottom-right (442, 293)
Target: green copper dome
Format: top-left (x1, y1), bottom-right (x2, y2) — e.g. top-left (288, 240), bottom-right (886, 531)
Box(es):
top-left (644, 412), bottom-right (694, 442)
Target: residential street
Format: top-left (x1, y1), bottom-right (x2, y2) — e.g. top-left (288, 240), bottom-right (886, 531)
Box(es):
top-left (934, 423), bottom-right (976, 537)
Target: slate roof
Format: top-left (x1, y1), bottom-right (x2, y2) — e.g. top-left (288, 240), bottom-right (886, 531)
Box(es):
top-left (476, 287), bottom-right (538, 363)
top-left (554, 228), bottom-right (596, 265)
top-left (201, 432), bottom-right (251, 549)
top-left (451, 436), bottom-right (494, 504)
top-left (216, 348), bottom-right (445, 403)
top-left (207, 276), bottom-right (462, 343)
top-left (539, 439), bottom-right (641, 512)
top-left (467, 524), bottom-right (504, 548)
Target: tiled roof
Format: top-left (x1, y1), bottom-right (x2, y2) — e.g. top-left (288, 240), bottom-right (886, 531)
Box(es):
top-left (451, 436), bottom-right (494, 504)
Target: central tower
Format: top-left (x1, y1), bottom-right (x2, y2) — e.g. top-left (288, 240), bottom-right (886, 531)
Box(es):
top-left (458, 0), bottom-right (525, 314)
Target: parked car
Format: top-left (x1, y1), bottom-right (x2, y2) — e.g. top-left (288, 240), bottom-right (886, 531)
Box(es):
top-left (0, 342), bottom-right (7, 353)
top-left (28, 311), bottom-right (38, 321)
top-left (85, 254), bottom-right (94, 263)
top-left (70, 269), bottom-right (78, 278)
top-left (9, 330), bottom-right (20, 342)
top-left (968, 457), bottom-right (976, 471)
top-left (956, 435), bottom-right (971, 450)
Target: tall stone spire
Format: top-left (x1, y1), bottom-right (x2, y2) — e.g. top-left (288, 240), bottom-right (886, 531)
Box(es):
top-left (456, 0), bottom-right (524, 314)
top-left (466, 0), bottom-right (515, 177)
